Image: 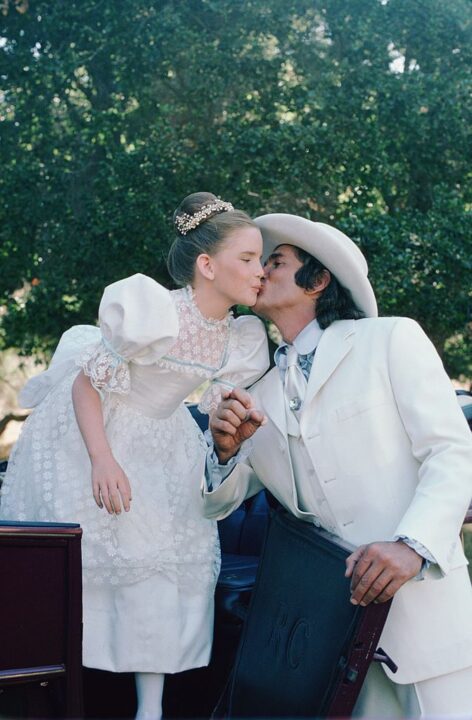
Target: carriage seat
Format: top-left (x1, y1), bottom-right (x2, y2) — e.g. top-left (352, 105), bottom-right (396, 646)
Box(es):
top-left (186, 403), bottom-right (270, 618)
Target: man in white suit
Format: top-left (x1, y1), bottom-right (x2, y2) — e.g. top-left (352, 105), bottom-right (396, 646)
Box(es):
top-left (203, 214), bottom-right (472, 717)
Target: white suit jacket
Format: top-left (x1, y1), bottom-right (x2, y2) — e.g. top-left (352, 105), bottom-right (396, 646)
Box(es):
top-left (203, 317), bottom-right (472, 684)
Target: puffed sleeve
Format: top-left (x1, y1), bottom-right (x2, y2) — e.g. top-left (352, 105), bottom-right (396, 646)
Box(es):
top-left (19, 275), bottom-right (179, 408)
top-left (198, 315), bottom-right (269, 414)
top-left (79, 274), bottom-right (179, 395)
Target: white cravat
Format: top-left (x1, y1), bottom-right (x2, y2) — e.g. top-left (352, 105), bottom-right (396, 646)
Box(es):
top-left (284, 345), bottom-right (307, 436)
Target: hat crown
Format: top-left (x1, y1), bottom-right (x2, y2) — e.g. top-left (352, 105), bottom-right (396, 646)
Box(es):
top-left (254, 213), bottom-right (377, 318)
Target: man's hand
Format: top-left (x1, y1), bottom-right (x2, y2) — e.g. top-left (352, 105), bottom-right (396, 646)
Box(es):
top-left (345, 540), bottom-right (423, 606)
top-left (210, 388), bottom-right (267, 464)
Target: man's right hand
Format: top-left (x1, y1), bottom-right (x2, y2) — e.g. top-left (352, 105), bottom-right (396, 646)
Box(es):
top-left (210, 388), bottom-right (267, 464)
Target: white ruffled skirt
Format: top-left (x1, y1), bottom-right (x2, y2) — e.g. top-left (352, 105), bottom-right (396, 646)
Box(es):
top-left (0, 370), bottom-right (220, 672)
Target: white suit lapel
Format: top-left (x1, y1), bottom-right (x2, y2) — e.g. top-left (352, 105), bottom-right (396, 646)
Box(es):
top-left (256, 322), bottom-right (356, 432)
top-left (304, 320), bottom-right (356, 407)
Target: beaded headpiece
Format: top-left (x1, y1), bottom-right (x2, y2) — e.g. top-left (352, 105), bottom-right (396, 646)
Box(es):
top-left (175, 199), bottom-right (234, 235)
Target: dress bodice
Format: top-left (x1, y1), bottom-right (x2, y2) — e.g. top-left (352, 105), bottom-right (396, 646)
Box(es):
top-left (117, 284), bottom-right (268, 418)
top-left (122, 364), bottom-right (208, 418)
top-left (19, 275), bottom-right (269, 417)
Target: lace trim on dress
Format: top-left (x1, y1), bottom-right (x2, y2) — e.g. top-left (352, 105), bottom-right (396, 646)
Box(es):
top-left (78, 338), bottom-right (131, 396)
top-left (156, 356), bottom-right (222, 380)
top-left (183, 285), bottom-right (232, 326)
top-left (157, 286), bottom-right (233, 377)
top-left (197, 325), bottom-right (240, 414)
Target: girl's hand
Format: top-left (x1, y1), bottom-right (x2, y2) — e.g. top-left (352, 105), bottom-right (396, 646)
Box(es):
top-left (91, 454), bottom-right (132, 514)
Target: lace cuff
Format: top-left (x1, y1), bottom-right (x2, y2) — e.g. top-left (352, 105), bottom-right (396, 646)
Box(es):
top-left (78, 337), bottom-right (131, 396)
top-left (198, 378), bottom-right (237, 415)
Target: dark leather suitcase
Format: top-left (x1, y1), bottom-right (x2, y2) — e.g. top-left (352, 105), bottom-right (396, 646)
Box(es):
top-left (0, 521), bottom-right (83, 718)
top-left (219, 509), bottom-right (393, 718)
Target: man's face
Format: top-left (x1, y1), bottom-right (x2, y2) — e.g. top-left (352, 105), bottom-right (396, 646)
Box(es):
top-left (253, 244), bottom-right (311, 320)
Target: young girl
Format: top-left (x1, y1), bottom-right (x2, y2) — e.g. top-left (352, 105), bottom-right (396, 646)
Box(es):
top-left (0, 192), bottom-right (269, 719)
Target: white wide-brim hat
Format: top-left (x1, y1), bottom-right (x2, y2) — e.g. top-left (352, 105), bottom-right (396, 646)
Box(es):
top-left (254, 213), bottom-right (378, 318)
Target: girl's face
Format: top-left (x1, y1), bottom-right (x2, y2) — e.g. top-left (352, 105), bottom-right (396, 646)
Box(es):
top-left (207, 226), bottom-right (264, 308)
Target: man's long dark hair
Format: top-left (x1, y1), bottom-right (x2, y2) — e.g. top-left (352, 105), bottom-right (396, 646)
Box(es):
top-left (293, 247), bottom-right (365, 329)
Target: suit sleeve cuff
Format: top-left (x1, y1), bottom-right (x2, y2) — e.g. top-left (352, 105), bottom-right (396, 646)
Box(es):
top-left (395, 536), bottom-right (436, 580)
top-left (204, 430), bottom-right (252, 491)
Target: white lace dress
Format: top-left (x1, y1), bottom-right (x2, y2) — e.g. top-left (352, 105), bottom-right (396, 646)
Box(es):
top-left (0, 274), bottom-right (269, 673)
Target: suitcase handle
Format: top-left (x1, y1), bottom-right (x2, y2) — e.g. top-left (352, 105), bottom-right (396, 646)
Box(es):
top-left (372, 647), bottom-right (398, 674)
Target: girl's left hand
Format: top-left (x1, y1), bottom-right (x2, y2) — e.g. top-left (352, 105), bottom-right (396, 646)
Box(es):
top-left (91, 453), bottom-right (132, 514)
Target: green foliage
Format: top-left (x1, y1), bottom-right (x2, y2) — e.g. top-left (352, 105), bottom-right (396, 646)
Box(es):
top-left (340, 187), bottom-right (472, 377)
top-left (1, 0), bottom-right (471, 376)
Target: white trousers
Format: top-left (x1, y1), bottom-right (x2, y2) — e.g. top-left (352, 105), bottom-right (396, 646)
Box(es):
top-left (353, 661), bottom-right (472, 718)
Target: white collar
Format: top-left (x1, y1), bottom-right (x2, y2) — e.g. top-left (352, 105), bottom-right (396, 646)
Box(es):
top-left (275, 318), bottom-right (323, 369)
top-left (291, 318), bottom-right (323, 355)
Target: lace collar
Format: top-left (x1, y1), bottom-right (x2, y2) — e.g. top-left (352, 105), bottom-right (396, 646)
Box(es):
top-left (159, 286), bottom-right (234, 378)
top-left (181, 285), bottom-right (233, 328)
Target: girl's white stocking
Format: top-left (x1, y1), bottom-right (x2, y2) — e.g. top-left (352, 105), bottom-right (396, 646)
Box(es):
top-left (135, 672), bottom-right (165, 720)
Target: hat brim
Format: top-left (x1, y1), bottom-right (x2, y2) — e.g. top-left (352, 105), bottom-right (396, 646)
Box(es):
top-left (254, 214), bottom-right (378, 318)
